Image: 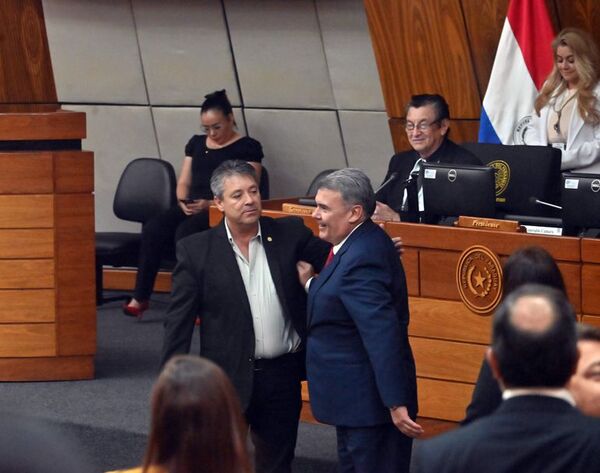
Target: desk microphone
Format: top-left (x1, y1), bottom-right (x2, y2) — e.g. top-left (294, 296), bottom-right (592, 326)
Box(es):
top-left (375, 172), bottom-right (399, 194)
top-left (529, 196), bottom-right (563, 210)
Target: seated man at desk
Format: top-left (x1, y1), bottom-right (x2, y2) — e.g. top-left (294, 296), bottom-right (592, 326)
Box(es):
top-left (374, 94), bottom-right (480, 223)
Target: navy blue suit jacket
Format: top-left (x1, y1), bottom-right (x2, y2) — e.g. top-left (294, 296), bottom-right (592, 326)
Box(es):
top-left (306, 219), bottom-right (417, 427)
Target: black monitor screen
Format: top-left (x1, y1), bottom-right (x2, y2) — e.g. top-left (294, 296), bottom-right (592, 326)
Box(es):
top-left (562, 173), bottom-right (600, 228)
top-left (422, 163), bottom-right (496, 219)
top-left (461, 143), bottom-right (562, 218)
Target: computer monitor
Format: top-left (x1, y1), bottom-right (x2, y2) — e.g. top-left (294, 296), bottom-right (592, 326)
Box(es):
top-left (461, 143), bottom-right (562, 220)
top-left (422, 162), bottom-right (496, 221)
top-left (562, 173), bottom-right (600, 231)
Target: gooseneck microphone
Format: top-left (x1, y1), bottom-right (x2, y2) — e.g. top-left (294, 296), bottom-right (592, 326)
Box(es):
top-left (375, 172), bottom-right (400, 194)
top-left (529, 196), bottom-right (563, 210)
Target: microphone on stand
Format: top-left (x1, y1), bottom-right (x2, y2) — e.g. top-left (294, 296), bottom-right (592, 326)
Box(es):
top-left (529, 196), bottom-right (563, 210)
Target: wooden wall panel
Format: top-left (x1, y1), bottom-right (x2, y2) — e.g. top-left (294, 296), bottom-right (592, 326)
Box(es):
top-left (0, 195), bottom-right (54, 228)
top-left (0, 110), bottom-right (86, 140)
top-left (420, 250), bottom-right (460, 301)
top-left (364, 0), bottom-right (481, 120)
top-left (0, 356), bottom-right (93, 381)
top-left (0, 289), bottom-right (55, 323)
top-left (54, 194), bottom-right (96, 356)
top-left (402, 248), bottom-right (420, 296)
top-left (0, 0), bottom-right (56, 103)
top-left (582, 264), bottom-right (600, 316)
top-left (0, 259), bottom-right (54, 288)
top-left (554, 0), bottom-right (600, 50)
top-left (411, 337), bottom-right (486, 383)
top-left (581, 315), bottom-right (600, 329)
top-left (0, 323), bottom-right (55, 357)
top-left (417, 378), bottom-right (473, 422)
top-left (0, 229), bottom-right (53, 258)
top-left (54, 151), bottom-right (94, 193)
top-left (409, 297), bottom-right (492, 344)
top-left (0, 153), bottom-right (54, 193)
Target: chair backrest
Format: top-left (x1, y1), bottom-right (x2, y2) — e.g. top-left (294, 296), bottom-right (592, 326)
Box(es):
top-left (305, 169), bottom-right (338, 196)
top-left (113, 158), bottom-right (177, 223)
top-left (259, 165), bottom-right (270, 200)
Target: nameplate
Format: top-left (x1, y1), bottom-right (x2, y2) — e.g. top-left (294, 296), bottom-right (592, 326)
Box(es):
top-left (282, 203), bottom-right (316, 216)
top-left (455, 216), bottom-right (522, 233)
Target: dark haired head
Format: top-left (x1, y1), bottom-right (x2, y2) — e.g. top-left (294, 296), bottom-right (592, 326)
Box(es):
top-left (201, 89), bottom-right (233, 117)
top-left (210, 160), bottom-right (257, 199)
top-left (577, 324), bottom-right (600, 343)
top-left (502, 246), bottom-right (566, 297)
top-left (491, 284), bottom-right (578, 389)
top-left (405, 94), bottom-right (450, 121)
top-left (143, 355), bottom-right (251, 473)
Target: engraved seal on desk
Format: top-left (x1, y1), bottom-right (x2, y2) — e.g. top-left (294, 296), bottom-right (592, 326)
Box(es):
top-left (488, 160), bottom-right (510, 198)
top-left (456, 245), bottom-right (503, 315)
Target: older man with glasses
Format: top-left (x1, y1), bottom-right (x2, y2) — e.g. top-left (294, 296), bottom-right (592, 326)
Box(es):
top-left (374, 94), bottom-right (480, 223)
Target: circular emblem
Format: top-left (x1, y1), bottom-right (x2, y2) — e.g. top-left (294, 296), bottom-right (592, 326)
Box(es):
top-left (488, 160), bottom-right (510, 197)
top-left (456, 245), bottom-right (503, 315)
top-left (591, 179), bottom-right (600, 193)
top-left (513, 115), bottom-right (534, 144)
top-left (448, 169), bottom-right (457, 182)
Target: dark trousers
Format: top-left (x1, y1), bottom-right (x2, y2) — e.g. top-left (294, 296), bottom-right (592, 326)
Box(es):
top-left (336, 423), bottom-right (413, 473)
top-left (133, 205), bottom-right (208, 301)
top-left (245, 353), bottom-right (303, 473)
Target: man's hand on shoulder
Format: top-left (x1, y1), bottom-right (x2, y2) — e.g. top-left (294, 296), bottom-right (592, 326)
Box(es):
top-left (373, 201), bottom-right (401, 222)
top-left (296, 260), bottom-right (315, 289)
top-left (390, 406), bottom-right (424, 438)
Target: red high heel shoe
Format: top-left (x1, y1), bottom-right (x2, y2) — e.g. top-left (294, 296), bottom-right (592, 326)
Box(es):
top-left (122, 299), bottom-right (149, 319)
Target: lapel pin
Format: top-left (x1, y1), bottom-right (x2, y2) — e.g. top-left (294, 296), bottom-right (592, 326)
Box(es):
top-left (267, 236), bottom-right (273, 242)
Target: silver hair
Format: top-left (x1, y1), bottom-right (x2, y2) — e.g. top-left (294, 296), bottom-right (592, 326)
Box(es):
top-left (317, 168), bottom-right (375, 218)
top-left (209, 160), bottom-right (257, 199)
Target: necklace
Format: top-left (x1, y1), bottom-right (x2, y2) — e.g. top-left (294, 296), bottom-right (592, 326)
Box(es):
top-left (551, 89), bottom-right (577, 135)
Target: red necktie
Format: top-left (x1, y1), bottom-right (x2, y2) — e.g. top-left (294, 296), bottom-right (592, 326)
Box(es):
top-left (324, 248), bottom-right (334, 267)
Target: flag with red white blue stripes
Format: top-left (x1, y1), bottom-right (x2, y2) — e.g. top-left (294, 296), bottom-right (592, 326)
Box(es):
top-left (478, 0), bottom-right (555, 144)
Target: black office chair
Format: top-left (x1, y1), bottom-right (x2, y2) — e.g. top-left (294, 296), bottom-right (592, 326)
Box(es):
top-left (306, 169), bottom-right (337, 196)
top-left (95, 158), bottom-right (177, 305)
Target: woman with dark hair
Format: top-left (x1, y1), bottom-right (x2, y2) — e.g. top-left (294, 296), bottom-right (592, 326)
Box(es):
top-left (529, 28), bottom-right (600, 173)
top-left (109, 355), bottom-right (252, 473)
top-left (462, 246), bottom-right (567, 425)
top-left (124, 90), bottom-right (263, 318)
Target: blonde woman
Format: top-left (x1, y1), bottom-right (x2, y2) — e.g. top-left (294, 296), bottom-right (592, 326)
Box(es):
top-left (529, 28), bottom-right (600, 173)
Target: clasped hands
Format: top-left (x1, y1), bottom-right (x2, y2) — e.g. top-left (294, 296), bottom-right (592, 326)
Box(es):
top-left (179, 199), bottom-right (210, 215)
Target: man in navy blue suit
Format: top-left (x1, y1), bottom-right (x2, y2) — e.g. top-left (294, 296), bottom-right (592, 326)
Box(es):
top-left (297, 168), bottom-right (422, 473)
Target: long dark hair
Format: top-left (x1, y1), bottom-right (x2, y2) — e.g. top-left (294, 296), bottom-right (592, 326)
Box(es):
top-left (503, 246), bottom-right (566, 297)
top-left (142, 355), bottom-right (251, 473)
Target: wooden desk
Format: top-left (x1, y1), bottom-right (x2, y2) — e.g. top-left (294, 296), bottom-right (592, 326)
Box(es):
top-left (0, 109), bottom-right (95, 381)
top-left (210, 199), bottom-right (600, 422)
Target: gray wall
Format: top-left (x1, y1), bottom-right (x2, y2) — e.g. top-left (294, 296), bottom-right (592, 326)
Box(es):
top-left (43, 0), bottom-right (393, 231)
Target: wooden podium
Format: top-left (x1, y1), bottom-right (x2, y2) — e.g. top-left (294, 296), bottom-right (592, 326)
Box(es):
top-left (0, 108), bottom-right (95, 381)
top-left (212, 199), bottom-right (600, 423)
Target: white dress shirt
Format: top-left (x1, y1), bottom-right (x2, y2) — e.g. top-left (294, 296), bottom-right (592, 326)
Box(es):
top-left (225, 219), bottom-right (301, 359)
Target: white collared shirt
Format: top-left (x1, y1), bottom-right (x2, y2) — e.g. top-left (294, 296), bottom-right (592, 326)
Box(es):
top-left (502, 387), bottom-right (576, 406)
top-left (402, 158), bottom-right (424, 212)
top-left (225, 219), bottom-right (301, 359)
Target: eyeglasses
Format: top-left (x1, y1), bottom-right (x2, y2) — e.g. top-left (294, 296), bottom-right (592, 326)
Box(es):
top-left (403, 120), bottom-right (440, 132)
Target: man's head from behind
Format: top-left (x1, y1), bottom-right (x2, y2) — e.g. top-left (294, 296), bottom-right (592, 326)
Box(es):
top-left (404, 94), bottom-right (450, 160)
top-left (488, 284), bottom-right (578, 389)
top-left (569, 325), bottom-right (600, 417)
top-left (313, 168), bottom-right (375, 245)
top-left (210, 160), bottom-right (261, 230)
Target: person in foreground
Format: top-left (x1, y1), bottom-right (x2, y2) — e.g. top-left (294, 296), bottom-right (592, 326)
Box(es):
top-left (124, 89), bottom-right (263, 318)
top-left (297, 168), bottom-right (422, 473)
top-left (529, 28), bottom-right (600, 173)
top-left (373, 94), bottom-right (480, 223)
top-left (568, 324), bottom-right (600, 418)
top-left (108, 355), bottom-right (252, 473)
top-left (161, 160), bottom-right (330, 473)
top-left (463, 245), bottom-right (567, 424)
top-left (414, 284), bottom-right (600, 473)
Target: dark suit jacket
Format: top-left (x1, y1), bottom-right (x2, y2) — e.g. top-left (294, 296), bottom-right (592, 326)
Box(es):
top-left (462, 358), bottom-right (503, 425)
top-left (415, 396), bottom-right (600, 473)
top-left (376, 138), bottom-right (481, 222)
top-left (161, 216), bottom-right (330, 408)
top-left (306, 219), bottom-right (417, 427)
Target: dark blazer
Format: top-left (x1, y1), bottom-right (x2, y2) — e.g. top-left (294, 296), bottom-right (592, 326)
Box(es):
top-left (415, 396), bottom-right (600, 473)
top-left (376, 138), bottom-right (481, 221)
top-left (161, 216), bottom-right (330, 408)
top-left (306, 219), bottom-right (417, 427)
top-left (462, 358), bottom-right (503, 425)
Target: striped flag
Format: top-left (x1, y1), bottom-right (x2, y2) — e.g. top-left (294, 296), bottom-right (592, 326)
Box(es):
top-left (478, 0), bottom-right (555, 144)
